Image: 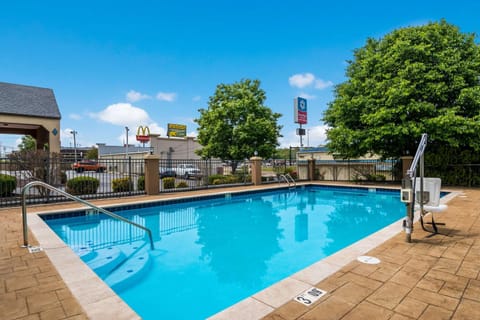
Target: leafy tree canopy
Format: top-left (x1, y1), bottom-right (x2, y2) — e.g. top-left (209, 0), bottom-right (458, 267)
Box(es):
top-left (195, 79), bottom-right (282, 164)
top-left (323, 20), bottom-right (480, 158)
top-left (17, 135), bottom-right (36, 151)
top-left (86, 147), bottom-right (98, 160)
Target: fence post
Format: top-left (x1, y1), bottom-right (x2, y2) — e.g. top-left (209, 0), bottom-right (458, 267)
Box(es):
top-left (144, 154), bottom-right (160, 195)
top-left (308, 158), bottom-right (315, 181)
top-left (250, 156), bottom-right (262, 185)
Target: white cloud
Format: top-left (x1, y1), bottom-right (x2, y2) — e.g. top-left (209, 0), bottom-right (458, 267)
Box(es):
top-left (314, 79), bottom-right (334, 90)
top-left (188, 131), bottom-right (198, 138)
top-left (91, 103), bottom-right (151, 127)
top-left (69, 113), bottom-right (82, 120)
top-left (289, 73), bottom-right (334, 90)
top-left (289, 73), bottom-right (315, 88)
top-left (156, 92), bottom-right (177, 102)
top-left (279, 125), bottom-right (329, 148)
top-left (192, 96), bottom-right (201, 102)
top-left (126, 90), bottom-right (151, 102)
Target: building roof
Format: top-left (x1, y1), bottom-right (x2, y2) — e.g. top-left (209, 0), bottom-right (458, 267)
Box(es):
top-left (97, 143), bottom-right (151, 156)
top-left (0, 82), bottom-right (61, 119)
top-left (297, 146), bottom-right (329, 153)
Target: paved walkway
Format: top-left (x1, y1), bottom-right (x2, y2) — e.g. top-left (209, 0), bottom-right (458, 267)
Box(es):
top-left (1, 185), bottom-right (479, 319)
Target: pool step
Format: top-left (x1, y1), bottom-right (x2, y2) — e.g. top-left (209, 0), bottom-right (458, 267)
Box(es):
top-left (104, 249), bottom-right (152, 292)
top-left (72, 245), bottom-right (98, 262)
top-left (87, 247), bottom-right (127, 277)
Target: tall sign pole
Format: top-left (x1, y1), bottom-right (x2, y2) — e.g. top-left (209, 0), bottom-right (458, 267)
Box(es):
top-left (294, 97), bottom-right (307, 148)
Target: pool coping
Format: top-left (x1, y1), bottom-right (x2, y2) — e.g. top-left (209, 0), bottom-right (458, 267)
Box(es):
top-left (26, 183), bottom-right (460, 320)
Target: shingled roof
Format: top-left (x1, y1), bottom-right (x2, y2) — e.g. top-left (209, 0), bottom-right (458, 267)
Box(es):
top-left (0, 82), bottom-right (61, 119)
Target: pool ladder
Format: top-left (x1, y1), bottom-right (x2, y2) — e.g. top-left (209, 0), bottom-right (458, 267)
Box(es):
top-left (20, 181), bottom-right (155, 250)
top-left (279, 173), bottom-right (296, 187)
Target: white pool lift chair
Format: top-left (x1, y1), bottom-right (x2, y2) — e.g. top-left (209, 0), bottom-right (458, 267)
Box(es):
top-left (414, 177), bottom-right (448, 236)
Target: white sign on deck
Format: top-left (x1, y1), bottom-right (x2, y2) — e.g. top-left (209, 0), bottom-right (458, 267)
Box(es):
top-left (294, 287), bottom-right (327, 306)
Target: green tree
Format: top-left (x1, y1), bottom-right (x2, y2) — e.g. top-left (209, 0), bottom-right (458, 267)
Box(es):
top-left (195, 79), bottom-right (282, 170)
top-left (323, 20), bottom-right (480, 159)
top-left (85, 147), bottom-right (98, 159)
top-left (18, 135), bottom-right (36, 151)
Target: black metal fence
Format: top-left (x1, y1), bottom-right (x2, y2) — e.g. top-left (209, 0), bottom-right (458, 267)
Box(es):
top-left (297, 159), bottom-right (401, 182)
top-left (0, 156), bottom-right (252, 207)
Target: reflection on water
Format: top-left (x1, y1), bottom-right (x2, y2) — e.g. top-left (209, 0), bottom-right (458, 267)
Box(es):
top-left (195, 198), bottom-right (283, 287)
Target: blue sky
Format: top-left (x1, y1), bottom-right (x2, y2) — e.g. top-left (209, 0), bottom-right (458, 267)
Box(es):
top-left (1, 0), bottom-right (479, 153)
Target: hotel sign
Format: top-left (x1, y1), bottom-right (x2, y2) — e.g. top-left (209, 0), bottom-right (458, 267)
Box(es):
top-left (294, 97), bottom-right (307, 125)
top-left (167, 123), bottom-right (187, 137)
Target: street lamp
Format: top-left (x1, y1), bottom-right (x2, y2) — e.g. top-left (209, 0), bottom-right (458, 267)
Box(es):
top-left (70, 130), bottom-right (78, 163)
top-left (125, 126), bottom-right (129, 158)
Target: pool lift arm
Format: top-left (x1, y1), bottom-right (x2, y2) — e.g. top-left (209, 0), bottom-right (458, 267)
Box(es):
top-left (401, 133), bottom-right (428, 243)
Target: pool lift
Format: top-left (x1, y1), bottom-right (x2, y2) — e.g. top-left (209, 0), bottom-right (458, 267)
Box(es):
top-left (400, 134), bottom-right (447, 242)
top-left (20, 181), bottom-right (155, 250)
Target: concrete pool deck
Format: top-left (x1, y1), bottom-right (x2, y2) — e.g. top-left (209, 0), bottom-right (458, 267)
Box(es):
top-left (1, 183), bottom-right (479, 319)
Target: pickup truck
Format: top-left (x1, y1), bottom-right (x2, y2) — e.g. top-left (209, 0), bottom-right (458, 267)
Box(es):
top-left (159, 164), bottom-right (202, 179)
top-left (175, 164), bottom-right (202, 179)
top-left (71, 160), bottom-right (106, 173)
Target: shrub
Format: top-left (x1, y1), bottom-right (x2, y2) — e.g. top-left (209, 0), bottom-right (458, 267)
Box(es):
top-left (163, 177), bottom-right (175, 189)
top-left (0, 174), bottom-right (16, 196)
top-left (60, 171), bottom-right (68, 184)
top-left (208, 174), bottom-right (225, 185)
top-left (137, 175), bottom-right (145, 191)
top-left (208, 174), bottom-right (241, 185)
top-left (66, 177), bottom-right (99, 195)
top-left (176, 181), bottom-right (188, 188)
top-left (112, 178), bottom-right (133, 192)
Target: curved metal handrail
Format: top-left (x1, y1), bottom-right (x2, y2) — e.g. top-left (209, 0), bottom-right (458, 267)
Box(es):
top-left (279, 173), bottom-right (296, 187)
top-left (21, 181), bottom-right (154, 250)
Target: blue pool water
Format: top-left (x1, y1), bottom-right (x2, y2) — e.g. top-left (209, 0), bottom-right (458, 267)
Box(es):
top-left (44, 186), bottom-right (405, 319)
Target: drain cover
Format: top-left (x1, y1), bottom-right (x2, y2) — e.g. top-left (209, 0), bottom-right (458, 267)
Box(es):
top-left (357, 255), bottom-right (380, 264)
top-left (28, 246), bottom-right (43, 254)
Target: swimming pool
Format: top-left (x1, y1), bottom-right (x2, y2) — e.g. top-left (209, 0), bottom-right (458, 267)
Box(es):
top-left (42, 185), bottom-right (405, 319)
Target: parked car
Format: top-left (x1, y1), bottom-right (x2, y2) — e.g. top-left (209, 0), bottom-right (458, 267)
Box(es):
top-left (71, 160), bottom-right (106, 173)
top-left (175, 164), bottom-right (202, 179)
top-left (159, 168), bottom-right (177, 178)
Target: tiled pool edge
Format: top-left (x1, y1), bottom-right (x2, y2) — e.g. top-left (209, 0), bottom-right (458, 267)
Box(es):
top-left (207, 189), bottom-right (461, 320)
top-left (28, 213), bottom-right (141, 320)
top-left (25, 184), bottom-right (460, 320)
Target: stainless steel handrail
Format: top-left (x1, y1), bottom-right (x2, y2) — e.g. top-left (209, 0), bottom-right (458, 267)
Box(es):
top-left (21, 181), bottom-right (154, 250)
top-left (279, 173), bottom-right (296, 187)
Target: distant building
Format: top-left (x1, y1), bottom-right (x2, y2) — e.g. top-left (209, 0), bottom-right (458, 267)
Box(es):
top-left (0, 82), bottom-right (61, 153)
top-left (96, 135), bottom-right (202, 160)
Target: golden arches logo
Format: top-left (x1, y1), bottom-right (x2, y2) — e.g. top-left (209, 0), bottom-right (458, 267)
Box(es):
top-left (136, 126), bottom-right (151, 143)
top-left (136, 126), bottom-right (150, 136)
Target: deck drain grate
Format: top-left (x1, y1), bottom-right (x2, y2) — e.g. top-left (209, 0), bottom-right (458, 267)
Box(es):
top-left (357, 255), bottom-right (380, 264)
top-left (294, 287), bottom-right (327, 306)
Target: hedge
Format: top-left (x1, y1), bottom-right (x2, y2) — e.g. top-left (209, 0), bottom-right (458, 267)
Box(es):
top-left (163, 177), bottom-right (175, 189)
top-left (0, 174), bottom-right (16, 196)
top-left (137, 175), bottom-right (145, 191)
top-left (66, 176), bottom-right (99, 195)
top-left (112, 178), bottom-right (133, 192)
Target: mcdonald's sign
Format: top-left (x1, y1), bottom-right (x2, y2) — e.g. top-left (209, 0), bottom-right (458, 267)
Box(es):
top-left (136, 125), bottom-right (151, 143)
top-left (167, 123), bottom-right (186, 137)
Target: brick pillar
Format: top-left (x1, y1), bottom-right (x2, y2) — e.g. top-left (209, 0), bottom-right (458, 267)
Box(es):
top-left (401, 156), bottom-right (414, 179)
top-left (144, 154), bottom-right (160, 195)
top-left (308, 159), bottom-right (315, 181)
top-left (250, 156), bottom-right (262, 185)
